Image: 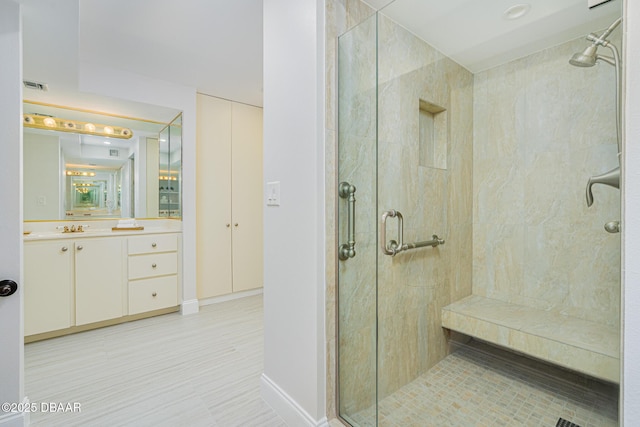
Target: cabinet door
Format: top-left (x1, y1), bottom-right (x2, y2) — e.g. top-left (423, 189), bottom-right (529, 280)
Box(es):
top-left (231, 102), bottom-right (264, 292)
top-left (196, 94), bottom-right (233, 298)
top-left (75, 238), bottom-right (125, 325)
top-left (24, 241), bottom-right (73, 336)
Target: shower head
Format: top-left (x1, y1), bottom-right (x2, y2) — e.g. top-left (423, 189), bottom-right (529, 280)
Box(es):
top-left (570, 45), bottom-right (598, 67)
top-left (569, 17), bottom-right (621, 68)
top-left (569, 43), bottom-right (616, 67)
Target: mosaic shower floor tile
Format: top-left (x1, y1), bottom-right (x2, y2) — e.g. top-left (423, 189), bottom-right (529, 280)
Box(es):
top-left (347, 344), bottom-right (618, 427)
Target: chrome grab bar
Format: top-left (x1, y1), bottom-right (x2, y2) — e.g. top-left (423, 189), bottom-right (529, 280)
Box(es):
top-left (381, 209), bottom-right (403, 256)
top-left (338, 182), bottom-right (357, 261)
top-left (381, 209), bottom-right (445, 256)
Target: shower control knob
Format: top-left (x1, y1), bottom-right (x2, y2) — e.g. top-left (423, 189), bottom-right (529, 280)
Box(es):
top-left (0, 280), bottom-right (18, 297)
top-left (605, 221), bottom-right (620, 234)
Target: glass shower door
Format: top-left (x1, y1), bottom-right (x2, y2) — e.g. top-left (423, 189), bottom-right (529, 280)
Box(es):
top-left (337, 13), bottom-right (378, 427)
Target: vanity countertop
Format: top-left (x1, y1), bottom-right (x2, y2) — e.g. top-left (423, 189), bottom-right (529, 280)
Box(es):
top-left (23, 219), bottom-right (182, 241)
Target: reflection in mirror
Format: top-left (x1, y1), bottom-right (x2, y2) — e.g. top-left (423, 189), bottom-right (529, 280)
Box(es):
top-left (23, 101), bottom-right (182, 221)
top-left (159, 113), bottom-right (182, 218)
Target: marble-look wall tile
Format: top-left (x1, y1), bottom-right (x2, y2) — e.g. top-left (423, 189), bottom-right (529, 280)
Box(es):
top-left (473, 34), bottom-right (621, 327)
top-left (338, 325), bottom-right (376, 416)
top-left (376, 13), bottom-right (473, 401)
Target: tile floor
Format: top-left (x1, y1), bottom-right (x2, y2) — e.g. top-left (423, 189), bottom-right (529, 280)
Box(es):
top-left (345, 343), bottom-right (618, 427)
top-left (23, 293), bottom-right (619, 427)
top-left (25, 295), bottom-right (286, 427)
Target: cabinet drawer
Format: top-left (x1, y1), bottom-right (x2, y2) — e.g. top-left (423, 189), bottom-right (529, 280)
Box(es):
top-left (128, 234), bottom-right (178, 255)
top-left (129, 276), bottom-right (178, 315)
top-left (129, 252), bottom-right (177, 280)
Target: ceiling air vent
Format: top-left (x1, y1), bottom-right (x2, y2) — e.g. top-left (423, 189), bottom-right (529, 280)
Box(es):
top-left (109, 149), bottom-right (120, 157)
top-left (23, 80), bottom-right (49, 91)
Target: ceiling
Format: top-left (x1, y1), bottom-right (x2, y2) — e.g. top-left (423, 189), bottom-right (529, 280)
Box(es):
top-left (380, 0), bottom-right (622, 73)
top-left (21, 0), bottom-right (621, 119)
top-left (21, 0), bottom-right (263, 120)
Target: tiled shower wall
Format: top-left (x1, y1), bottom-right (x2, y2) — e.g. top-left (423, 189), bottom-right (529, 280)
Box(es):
top-left (326, 0), bottom-right (621, 422)
top-left (376, 13), bottom-right (473, 399)
top-left (472, 34), bottom-right (621, 327)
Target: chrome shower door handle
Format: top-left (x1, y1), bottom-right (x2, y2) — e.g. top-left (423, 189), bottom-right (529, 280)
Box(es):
top-left (338, 182), bottom-right (357, 261)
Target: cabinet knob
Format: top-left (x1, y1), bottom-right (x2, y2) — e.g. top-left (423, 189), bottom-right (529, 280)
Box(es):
top-left (226, 224), bottom-right (231, 228)
top-left (234, 223), bottom-right (239, 227)
top-left (152, 292), bottom-right (157, 297)
top-left (61, 247), bottom-right (68, 252)
top-left (77, 245), bottom-right (83, 251)
top-left (152, 263), bottom-right (157, 268)
top-left (152, 243), bottom-right (157, 248)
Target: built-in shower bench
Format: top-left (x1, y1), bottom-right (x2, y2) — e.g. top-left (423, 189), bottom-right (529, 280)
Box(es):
top-left (442, 295), bottom-right (619, 383)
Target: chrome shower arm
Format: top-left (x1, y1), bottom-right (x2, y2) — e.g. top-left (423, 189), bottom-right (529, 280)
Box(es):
top-left (587, 17), bottom-right (622, 47)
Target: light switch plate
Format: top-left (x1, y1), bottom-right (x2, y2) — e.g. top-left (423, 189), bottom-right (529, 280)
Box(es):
top-left (267, 181), bottom-right (280, 206)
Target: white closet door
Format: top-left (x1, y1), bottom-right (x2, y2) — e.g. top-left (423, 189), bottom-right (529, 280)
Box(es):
top-left (231, 102), bottom-right (264, 292)
top-left (196, 94), bottom-right (233, 298)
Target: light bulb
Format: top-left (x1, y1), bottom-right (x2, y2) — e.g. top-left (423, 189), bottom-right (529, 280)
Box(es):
top-left (84, 123), bottom-right (96, 132)
top-left (103, 126), bottom-right (114, 135)
top-left (43, 117), bottom-right (56, 127)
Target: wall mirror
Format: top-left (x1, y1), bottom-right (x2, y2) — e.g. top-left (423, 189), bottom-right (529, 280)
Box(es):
top-left (23, 101), bottom-right (182, 221)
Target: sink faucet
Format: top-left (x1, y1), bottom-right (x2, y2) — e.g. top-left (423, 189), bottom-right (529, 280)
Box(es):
top-left (586, 166), bottom-right (619, 207)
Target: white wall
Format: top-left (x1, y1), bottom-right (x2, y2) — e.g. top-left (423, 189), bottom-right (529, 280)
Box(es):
top-left (0, 1), bottom-right (25, 426)
top-left (262, 0), bottom-right (327, 425)
top-left (23, 134), bottom-right (60, 220)
top-left (135, 136), bottom-right (148, 218)
top-left (623, 1), bottom-right (640, 424)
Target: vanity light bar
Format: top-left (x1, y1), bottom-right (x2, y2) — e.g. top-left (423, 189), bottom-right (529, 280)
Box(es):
top-left (67, 171), bottom-right (96, 177)
top-left (159, 176), bottom-right (178, 181)
top-left (23, 114), bottom-right (133, 139)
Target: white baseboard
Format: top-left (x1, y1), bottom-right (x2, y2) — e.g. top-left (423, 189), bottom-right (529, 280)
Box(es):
top-left (0, 411), bottom-right (27, 427)
top-left (180, 299), bottom-right (199, 315)
top-left (260, 374), bottom-right (328, 427)
top-left (199, 288), bottom-right (263, 307)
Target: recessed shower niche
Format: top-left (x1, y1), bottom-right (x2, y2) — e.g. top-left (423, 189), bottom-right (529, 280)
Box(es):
top-left (419, 99), bottom-right (447, 170)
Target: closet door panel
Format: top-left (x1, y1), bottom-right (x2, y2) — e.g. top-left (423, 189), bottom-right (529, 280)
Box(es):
top-left (196, 94), bottom-right (233, 298)
top-left (231, 102), bottom-right (264, 292)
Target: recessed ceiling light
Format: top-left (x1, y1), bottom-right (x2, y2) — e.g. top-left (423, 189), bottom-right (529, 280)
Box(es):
top-left (503, 4), bottom-right (531, 20)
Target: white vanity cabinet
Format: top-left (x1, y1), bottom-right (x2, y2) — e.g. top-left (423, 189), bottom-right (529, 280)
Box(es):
top-left (75, 237), bottom-right (126, 325)
top-left (24, 236), bottom-right (126, 333)
top-left (24, 241), bottom-right (73, 336)
top-left (24, 228), bottom-right (181, 340)
top-left (127, 234), bottom-right (179, 315)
